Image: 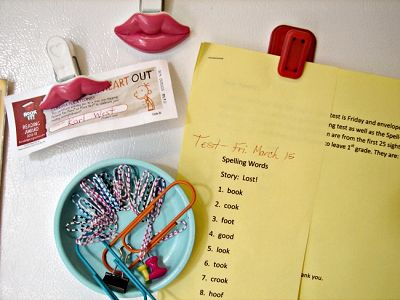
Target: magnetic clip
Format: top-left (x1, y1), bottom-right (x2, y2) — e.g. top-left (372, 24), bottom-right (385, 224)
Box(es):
top-left (139, 0), bottom-right (163, 13)
top-left (103, 272), bottom-right (129, 293)
top-left (46, 36), bottom-right (81, 82)
top-left (268, 25), bottom-right (316, 79)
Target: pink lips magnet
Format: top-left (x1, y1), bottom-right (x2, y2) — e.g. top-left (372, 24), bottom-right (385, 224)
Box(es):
top-left (114, 12), bottom-right (190, 53)
top-left (39, 77), bottom-right (111, 110)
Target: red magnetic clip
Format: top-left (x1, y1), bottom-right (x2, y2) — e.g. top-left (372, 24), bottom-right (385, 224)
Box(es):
top-left (268, 25), bottom-right (316, 79)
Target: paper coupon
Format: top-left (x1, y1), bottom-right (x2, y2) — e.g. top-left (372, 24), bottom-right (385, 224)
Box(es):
top-left (5, 60), bottom-right (177, 156)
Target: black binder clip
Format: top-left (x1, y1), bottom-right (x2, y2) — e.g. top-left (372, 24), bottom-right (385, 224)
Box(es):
top-left (103, 271), bottom-right (129, 294)
top-left (103, 248), bottom-right (130, 293)
top-left (268, 25), bottom-right (317, 79)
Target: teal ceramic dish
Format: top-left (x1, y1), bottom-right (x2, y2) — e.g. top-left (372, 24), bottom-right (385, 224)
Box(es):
top-left (54, 158), bottom-right (195, 298)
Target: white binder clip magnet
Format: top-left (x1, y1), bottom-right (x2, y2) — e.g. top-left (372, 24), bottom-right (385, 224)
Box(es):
top-left (46, 36), bottom-right (81, 82)
top-left (139, 0), bottom-right (163, 13)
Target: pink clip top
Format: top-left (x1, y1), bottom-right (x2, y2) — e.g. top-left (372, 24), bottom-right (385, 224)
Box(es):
top-left (114, 12), bottom-right (190, 53)
top-left (39, 77), bottom-right (111, 110)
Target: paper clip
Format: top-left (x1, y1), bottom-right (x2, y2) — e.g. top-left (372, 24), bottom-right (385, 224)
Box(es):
top-left (102, 242), bottom-right (156, 300)
top-left (102, 180), bottom-right (196, 272)
top-left (76, 243), bottom-right (156, 300)
top-left (75, 244), bottom-right (119, 300)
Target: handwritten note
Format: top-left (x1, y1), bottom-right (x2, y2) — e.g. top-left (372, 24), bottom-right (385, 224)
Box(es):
top-left (160, 43), bottom-right (400, 300)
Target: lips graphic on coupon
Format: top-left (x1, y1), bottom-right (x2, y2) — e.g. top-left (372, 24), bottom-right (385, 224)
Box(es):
top-left (114, 12), bottom-right (190, 53)
top-left (39, 77), bottom-right (111, 110)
